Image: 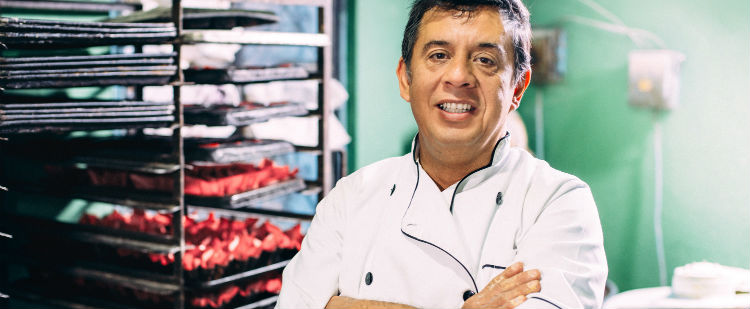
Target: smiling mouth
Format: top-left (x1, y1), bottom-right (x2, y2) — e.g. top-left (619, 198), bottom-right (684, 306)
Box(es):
top-left (438, 102), bottom-right (474, 114)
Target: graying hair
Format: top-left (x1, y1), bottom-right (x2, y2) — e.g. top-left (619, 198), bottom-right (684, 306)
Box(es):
top-left (401, 0), bottom-right (532, 83)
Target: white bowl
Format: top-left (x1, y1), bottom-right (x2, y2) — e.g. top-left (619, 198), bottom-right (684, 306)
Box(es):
top-left (672, 262), bottom-right (739, 299)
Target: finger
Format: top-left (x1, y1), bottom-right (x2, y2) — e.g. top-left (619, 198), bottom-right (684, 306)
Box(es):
top-left (492, 279), bottom-right (540, 305)
top-left (483, 262), bottom-right (524, 292)
top-left (491, 268), bottom-right (541, 293)
top-left (500, 295), bottom-right (527, 309)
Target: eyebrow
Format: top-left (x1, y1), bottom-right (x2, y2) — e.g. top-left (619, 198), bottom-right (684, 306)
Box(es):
top-left (422, 40), bottom-right (449, 54)
top-left (478, 42), bottom-right (501, 50)
top-left (422, 40), bottom-right (502, 53)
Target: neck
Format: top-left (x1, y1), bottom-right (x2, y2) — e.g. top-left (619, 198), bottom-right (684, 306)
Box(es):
top-left (418, 134), bottom-right (501, 191)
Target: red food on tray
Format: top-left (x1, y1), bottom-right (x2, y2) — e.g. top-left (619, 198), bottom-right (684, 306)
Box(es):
top-left (185, 159), bottom-right (298, 196)
top-left (83, 158), bottom-right (298, 197)
top-left (190, 273), bottom-right (282, 309)
top-left (78, 210), bottom-right (304, 280)
top-left (79, 209), bottom-right (172, 235)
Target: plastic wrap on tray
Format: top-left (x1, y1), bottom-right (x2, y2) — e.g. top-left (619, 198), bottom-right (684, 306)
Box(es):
top-left (184, 101), bottom-right (308, 126)
top-left (186, 138), bottom-right (295, 163)
top-left (78, 210), bottom-right (304, 282)
top-left (184, 65), bottom-right (309, 84)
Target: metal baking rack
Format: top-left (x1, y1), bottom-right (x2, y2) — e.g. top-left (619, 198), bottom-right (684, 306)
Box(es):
top-left (0, 0), bottom-right (337, 308)
top-left (0, 5), bottom-right (186, 308)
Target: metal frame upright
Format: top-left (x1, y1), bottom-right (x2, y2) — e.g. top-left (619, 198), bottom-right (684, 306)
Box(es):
top-left (171, 0), bottom-right (186, 307)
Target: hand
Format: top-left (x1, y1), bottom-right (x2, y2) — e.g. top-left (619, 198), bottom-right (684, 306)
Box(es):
top-left (462, 262), bottom-right (541, 309)
top-left (326, 296), bottom-right (416, 309)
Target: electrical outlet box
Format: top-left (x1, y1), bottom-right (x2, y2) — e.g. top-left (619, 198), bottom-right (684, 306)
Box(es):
top-left (531, 28), bottom-right (566, 85)
top-left (628, 50), bottom-right (685, 110)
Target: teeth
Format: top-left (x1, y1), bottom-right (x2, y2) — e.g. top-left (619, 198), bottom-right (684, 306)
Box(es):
top-left (439, 102), bottom-right (472, 113)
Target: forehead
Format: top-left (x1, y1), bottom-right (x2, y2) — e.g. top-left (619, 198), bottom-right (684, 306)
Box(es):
top-left (416, 6), bottom-right (509, 47)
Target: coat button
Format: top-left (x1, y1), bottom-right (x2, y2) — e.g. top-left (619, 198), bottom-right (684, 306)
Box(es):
top-left (462, 290), bottom-right (475, 301)
top-left (496, 192), bottom-right (503, 205)
top-left (365, 272), bottom-right (373, 285)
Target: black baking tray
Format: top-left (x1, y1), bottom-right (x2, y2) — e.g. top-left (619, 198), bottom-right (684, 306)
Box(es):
top-left (184, 66), bottom-right (310, 84)
top-left (0, 102), bottom-right (172, 118)
top-left (0, 52), bottom-right (176, 69)
top-left (0, 31), bottom-right (176, 48)
top-left (0, 17), bottom-right (173, 30)
top-left (186, 178), bottom-right (305, 209)
top-left (236, 295), bottom-right (279, 309)
top-left (185, 138), bottom-right (295, 163)
top-left (184, 102), bottom-right (307, 126)
top-left (2, 65), bottom-right (178, 77)
top-left (0, 109), bottom-right (173, 121)
top-left (0, 52), bottom-right (175, 63)
top-left (0, 53), bottom-right (176, 88)
top-left (0, 70), bottom-right (175, 89)
top-left (0, 100), bottom-right (173, 109)
top-left (0, 115), bottom-right (174, 134)
top-left (106, 7), bottom-right (278, 30)
top-left (0, 17), bottom-right (176, 48)
top-left (0, 0), bottom-right (142, 13)
top-left (0, 22), bottom-right (174, 34)
top-left (190, 260), bottom-right (288, 289)
top-left (8, 281), bottom-right (131, 309)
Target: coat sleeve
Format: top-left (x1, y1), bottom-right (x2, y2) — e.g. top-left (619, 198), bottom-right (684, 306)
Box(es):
top-left (276, 178), bottom-right (350, 308)
top-left (514, 183), bottom-right (608, 309)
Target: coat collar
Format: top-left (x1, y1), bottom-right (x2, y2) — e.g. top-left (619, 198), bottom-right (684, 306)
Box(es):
top-left (400, 132), bottom-right (512, 293)
top-left (409, 132), bottom-right (512, 194)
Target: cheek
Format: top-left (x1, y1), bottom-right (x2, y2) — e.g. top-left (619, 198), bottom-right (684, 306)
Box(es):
top-left (409, 79), bottom-right (435, 106)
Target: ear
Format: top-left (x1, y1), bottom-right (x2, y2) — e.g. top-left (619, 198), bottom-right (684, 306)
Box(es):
top-left (397, 57), bottom-right (412, 102)
top-left (510, 69), bottom-right (532, 111)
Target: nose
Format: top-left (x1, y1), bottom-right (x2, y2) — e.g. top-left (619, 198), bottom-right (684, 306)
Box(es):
top-left (444, 58), bottom-right (476, 88)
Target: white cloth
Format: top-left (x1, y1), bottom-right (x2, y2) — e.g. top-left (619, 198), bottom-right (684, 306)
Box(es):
top-left (277, 135), bottom-right (608, 309)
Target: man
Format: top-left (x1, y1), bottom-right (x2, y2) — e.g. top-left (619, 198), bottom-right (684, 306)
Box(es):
top-left (277, 0), bottom-right (607, 308)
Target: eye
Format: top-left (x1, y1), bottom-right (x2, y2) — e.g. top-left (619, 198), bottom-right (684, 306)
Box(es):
top-left (429, 52), bottom-right (448, 60)
top-left (476, 56), bottom-right (496, 66)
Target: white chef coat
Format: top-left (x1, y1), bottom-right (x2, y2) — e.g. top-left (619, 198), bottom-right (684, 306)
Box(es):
top-left (277, 134), bottom-right (608, 308)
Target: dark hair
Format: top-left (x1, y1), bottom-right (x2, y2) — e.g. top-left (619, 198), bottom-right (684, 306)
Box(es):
top-left (401, 0), bottom-right (531, 83)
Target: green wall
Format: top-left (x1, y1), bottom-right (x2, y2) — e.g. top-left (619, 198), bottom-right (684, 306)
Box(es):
top-left (348, 0), bottom-right (417, 169)
top-left (348, 0), bottom-right (750, 292)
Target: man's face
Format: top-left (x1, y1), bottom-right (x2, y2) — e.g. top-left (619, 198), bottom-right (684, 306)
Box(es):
top-left (398, 7), bottom-right (528, 151)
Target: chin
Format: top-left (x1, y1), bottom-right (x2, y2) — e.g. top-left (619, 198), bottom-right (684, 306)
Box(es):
top-left (430, 130), bottom-right (481, 147)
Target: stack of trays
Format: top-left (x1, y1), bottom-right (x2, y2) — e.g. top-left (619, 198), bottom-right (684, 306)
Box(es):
top-left (184, 66), bottom-right (310, 84)
top-left (0, 53), bottom-right (177, 89)
top-left (0, 17), bottom-right (176, 48)
top-left (184, 102), bottom-right (308, 127)
top-left (107, 7), bottom-right (279, 30)
top-left (0, 101), bottom-right (174, 134)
